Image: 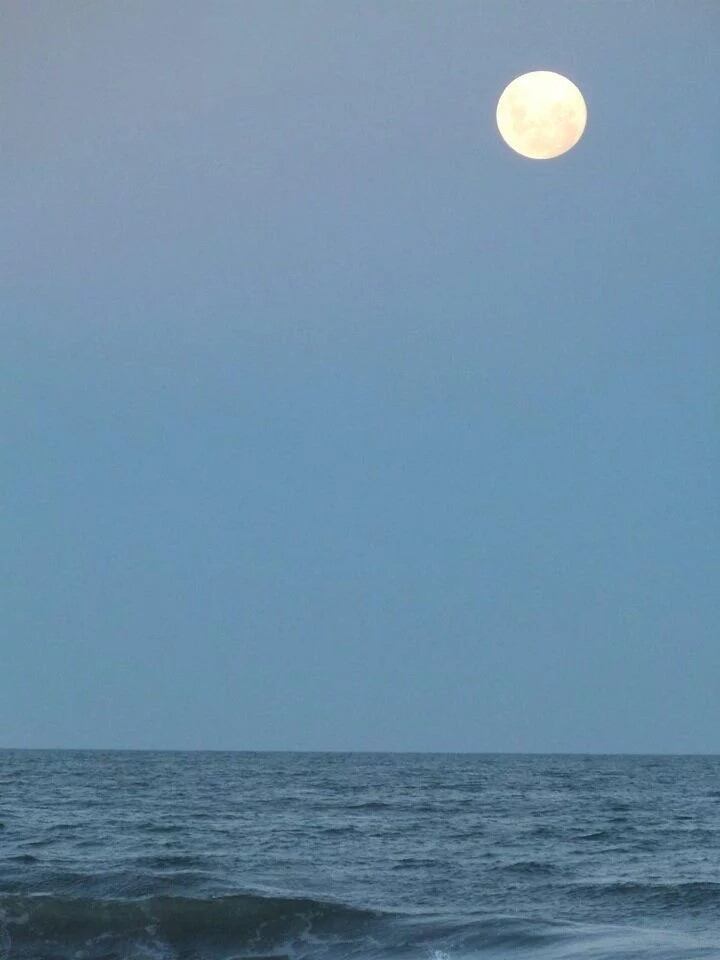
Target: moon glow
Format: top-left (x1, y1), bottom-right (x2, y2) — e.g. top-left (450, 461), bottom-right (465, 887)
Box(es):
top-left (496, 71), bottom-right (587, 159)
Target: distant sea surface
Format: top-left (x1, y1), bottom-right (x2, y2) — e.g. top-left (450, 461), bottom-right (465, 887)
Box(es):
top-left (1, 751), bottom-right (719, 960)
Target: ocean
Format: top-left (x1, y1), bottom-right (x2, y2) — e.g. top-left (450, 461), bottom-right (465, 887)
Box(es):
top-left (0, 751), bottom-right (718, 960)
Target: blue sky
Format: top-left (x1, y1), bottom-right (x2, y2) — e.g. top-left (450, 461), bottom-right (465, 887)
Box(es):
top-left (2, 1), bottom-right (718, 751)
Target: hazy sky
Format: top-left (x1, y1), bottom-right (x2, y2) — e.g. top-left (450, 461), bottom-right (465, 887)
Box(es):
top-left (2, 1), bottom-right (718, 752)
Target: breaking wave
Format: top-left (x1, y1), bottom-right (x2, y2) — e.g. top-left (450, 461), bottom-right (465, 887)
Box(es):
top-left (0, 892), bottom-right (376, 960)
top-left (1, 889), bottom-right (718, 960)
top-left (0, 892), bottom-right (579, 960)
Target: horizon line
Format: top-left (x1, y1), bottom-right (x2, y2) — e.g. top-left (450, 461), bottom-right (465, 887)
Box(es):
top-left (1, 747), bottom-right (717, 757)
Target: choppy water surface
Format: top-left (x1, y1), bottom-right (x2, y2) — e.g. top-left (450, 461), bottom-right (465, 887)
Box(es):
top-left (0, 751), bottom-right (718, 959)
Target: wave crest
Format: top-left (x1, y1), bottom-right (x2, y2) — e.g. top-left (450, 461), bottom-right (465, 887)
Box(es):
top-left (0, 892), bottom-right (381, 958)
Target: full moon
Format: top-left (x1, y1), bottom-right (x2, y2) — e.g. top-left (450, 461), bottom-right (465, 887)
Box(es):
top-left (496, 71), bottom-right (587, 159)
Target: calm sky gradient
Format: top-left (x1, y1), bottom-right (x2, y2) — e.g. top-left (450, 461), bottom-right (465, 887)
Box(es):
top-left (2, 2), bottom-right (718, 752)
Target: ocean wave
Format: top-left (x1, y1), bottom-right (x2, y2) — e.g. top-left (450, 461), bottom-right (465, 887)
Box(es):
top-left (345, 801), bottom-right (393, 811)
top-left (132, 854), bottom-right (213, 870)
top-left (0, 892), bottom-right (588, 960)
top-left (0, 891), bottom-right (383, 959)
top-left (573, 880), bottom-right (720, 910)
top-left (0, 867), bottom-right (221, 901)
top-left (496, 860), bottom-right (562, 876)
top-left (1, 890), bottom-right (716, 960)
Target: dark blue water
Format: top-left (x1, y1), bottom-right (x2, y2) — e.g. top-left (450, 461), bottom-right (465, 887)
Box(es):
top-left (1, 752), bottom-right (719, 960)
